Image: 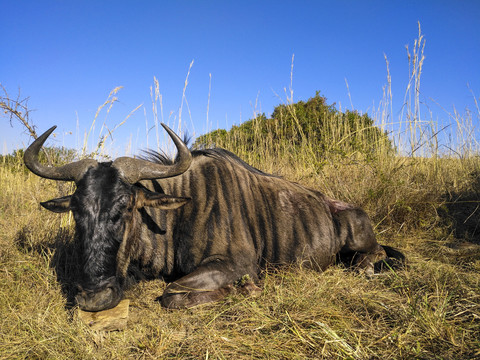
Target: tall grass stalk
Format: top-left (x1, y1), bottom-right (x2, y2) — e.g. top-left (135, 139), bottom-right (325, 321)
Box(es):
top-left (150, 76), bottom-right (163, 153)
top-left (179, 59), bottom-right (195, 135)
top-left (80, 86), bottom-right (141, 160)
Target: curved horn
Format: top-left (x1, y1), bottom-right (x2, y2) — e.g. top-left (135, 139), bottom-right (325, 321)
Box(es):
top-left (112, 123), bottom-right (192, 183)
top-left (24, 125), bottom-right (98, 182)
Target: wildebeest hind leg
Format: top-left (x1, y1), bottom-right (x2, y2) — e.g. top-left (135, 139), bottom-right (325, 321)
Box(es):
top-left (160, 261), bottom-right (243, 309)
top-left (337, 208), bottom-right (387, 276)
top-left (349, 245), bottom-right (387, 276)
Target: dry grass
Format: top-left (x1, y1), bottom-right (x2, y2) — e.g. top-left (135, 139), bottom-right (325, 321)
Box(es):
top-left (1, 121), bottom-right (480, 360)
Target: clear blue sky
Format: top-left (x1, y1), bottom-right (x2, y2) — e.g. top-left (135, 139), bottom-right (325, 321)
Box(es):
top-left (1, 1), bottom-right (479, 156)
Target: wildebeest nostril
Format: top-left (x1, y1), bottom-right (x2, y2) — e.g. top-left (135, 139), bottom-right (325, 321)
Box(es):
top-left (75, 293), bottom-right (86, 308)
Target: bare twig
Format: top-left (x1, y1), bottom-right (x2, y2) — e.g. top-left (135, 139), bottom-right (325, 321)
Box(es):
top-left (0, 84), bottom-right (38, 139)
top-left (0, 84), bottom-right (59, 169)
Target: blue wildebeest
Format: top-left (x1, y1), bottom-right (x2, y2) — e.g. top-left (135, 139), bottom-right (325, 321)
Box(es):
top-left (24, 124), bottom-right (404, 311)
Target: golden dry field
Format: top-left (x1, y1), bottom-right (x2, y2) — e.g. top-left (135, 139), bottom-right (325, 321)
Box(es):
top-left (1, 129), bottom-right (480, 359)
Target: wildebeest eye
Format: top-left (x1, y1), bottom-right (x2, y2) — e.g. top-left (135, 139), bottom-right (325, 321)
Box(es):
top-left (110, 213), bottom-right (122, 223)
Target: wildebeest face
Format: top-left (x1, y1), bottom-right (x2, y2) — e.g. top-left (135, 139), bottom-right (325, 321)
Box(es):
top-left (24, 124), bottom-right (192, 311)
top-left (41, 164), bottom-right (189, 311)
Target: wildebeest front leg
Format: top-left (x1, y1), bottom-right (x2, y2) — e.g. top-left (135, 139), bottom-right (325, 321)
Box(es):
top-left (161, 260), bottom-right (244, 308)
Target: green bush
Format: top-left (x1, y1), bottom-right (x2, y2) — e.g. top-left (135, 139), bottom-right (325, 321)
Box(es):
top-left (194, 91), bottom-right (393, 162)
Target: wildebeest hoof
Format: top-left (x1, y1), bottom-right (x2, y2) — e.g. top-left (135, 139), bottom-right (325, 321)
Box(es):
top-left (364, 267), bottom-right (374, 278)
top-left (237, 281), bottom-right (262, 297)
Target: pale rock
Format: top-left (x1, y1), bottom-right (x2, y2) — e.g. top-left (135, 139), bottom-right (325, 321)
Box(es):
top-left (77, 299), bottom-right (130, 331)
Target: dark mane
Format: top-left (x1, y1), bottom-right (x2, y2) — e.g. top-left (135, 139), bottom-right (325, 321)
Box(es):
top-left (140, 132), bottom-right (192, 166)
top-left (196, 148), bottom-right (279, 177)
top-left (141, 148), bottom-right (278, 178)
top-left (141, 149), bottom-right (175, 165)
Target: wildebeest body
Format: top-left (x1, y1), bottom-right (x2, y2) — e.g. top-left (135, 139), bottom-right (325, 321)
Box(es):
top-left (25, 125), bottom-right (403, 311)
top-left (125, 150), bottom-right (338, 279)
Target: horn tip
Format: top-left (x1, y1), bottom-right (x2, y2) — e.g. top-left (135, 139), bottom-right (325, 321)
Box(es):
top-left (36, 125), bottom-right (58, 141)
top-left (46, 125), bottom-right (57, 135)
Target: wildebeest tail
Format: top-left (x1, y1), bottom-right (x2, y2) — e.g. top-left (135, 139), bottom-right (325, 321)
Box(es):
top-left (374, 245), bottom-right (406, 272)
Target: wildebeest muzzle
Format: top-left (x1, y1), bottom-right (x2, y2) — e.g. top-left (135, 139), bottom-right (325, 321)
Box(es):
top-left (75, 277), bottom-right (123, 312)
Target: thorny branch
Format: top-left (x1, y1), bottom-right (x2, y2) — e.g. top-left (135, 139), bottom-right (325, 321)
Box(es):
top-left (0, 84), bottom-right (75, 196)
top-left (0, 84), bottom-right (38, 140)
top-left (0, 84), bottom-right (56, 166)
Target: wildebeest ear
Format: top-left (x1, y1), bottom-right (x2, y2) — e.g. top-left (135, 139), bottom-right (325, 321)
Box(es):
top-left (136, 190), bottom-right (190, 210)
top-left (40, 195), bottom-right (72, 213)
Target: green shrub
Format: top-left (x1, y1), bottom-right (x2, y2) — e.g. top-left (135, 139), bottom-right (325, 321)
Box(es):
top-left (194, 91), bottom-right (393, 164)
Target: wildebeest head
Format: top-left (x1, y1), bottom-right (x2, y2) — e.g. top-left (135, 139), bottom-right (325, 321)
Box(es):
top-left (24, 124), bottom-right (192, 311)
